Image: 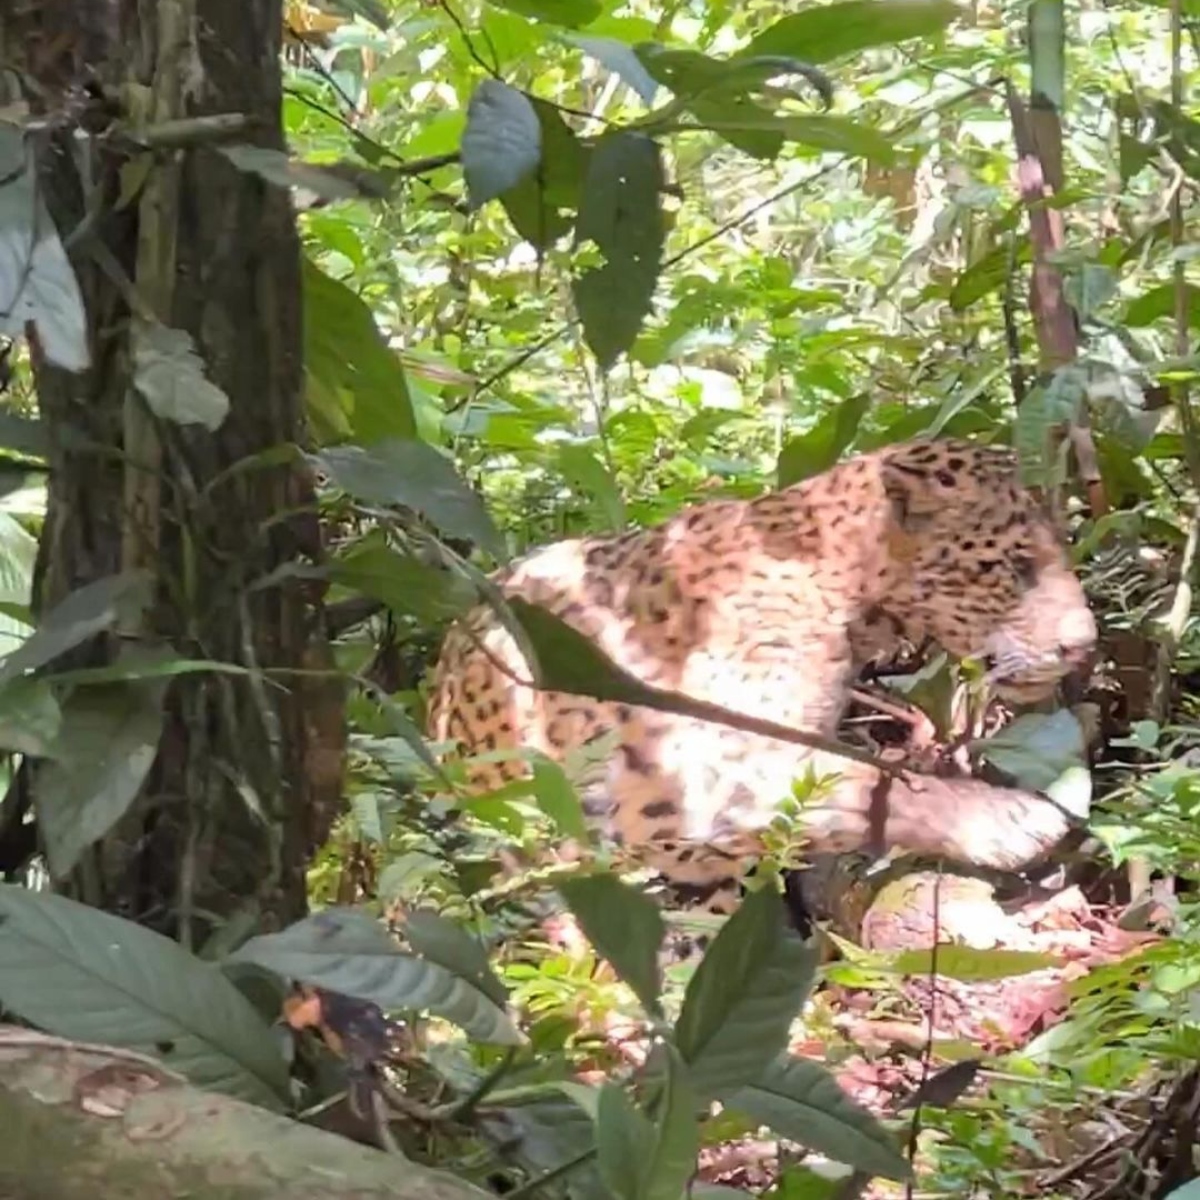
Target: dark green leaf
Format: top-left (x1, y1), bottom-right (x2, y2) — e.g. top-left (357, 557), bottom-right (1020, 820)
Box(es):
top-left (777, 395), bottom-right (869, 486)
top-left (0, 571), bottom-right (153, 688)
top-left (500, 100), bottom-right (588, 248)
top-left (969, 709), bottom-right (1086, 792)
top-left (726, 1054), bottom-right (910, 1180)
top-left (642, 1044), bottom-right (701, 1200)
top-left (531, 754), bottom-right (590, 839)
top-left (675, 884), bottom-right (818, 1100)
top-left (897, 1058), bottom-right (980, 1110)
top-left (0, 677), bottom-right (60, 756)
top-left (231, 907), bottom-right (522, 1045)
top-left (332, 539), bottom-right (478, 623)
top-left (36, 678), bottom-right (166, 880)
top-left (462, 80), bottom-right (543, 211)
top-left (0, 885), bottom-right (288, 1108)
top-left (572, 132), bottom-right (665, 369)
top-left (637, 45), bottom-right (832, 109)
top-left (559, 873), bottom-right (665, 1015)
top-left (597, 1084), bottom-right (651, 1200)
top-left (744, 0), bottom-right (960, 63)
top-left (950, 240), bottom-right (1031, 311)
top-left (315, 440), bottom-right (505, 558)
top-left (302, 256), bottom-right (417, 444)
top-left (401, 908), bottom-right (509, 1007)
top-left (557, 443), bottom-right (626, 532)
top-left (486, 0), bottom-right (602, 28)
top-left (1126, 283), bottom-right (1200, 328)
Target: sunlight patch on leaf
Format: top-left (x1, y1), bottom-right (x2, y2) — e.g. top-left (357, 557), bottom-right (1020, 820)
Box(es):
top-left (462, 80), bottom-right (543, 211)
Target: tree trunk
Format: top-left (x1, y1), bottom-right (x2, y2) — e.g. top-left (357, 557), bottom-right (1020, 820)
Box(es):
top-left (0, 1), bottom-right (345, 939)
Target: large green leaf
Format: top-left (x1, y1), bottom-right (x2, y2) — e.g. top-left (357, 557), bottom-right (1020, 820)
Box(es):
top-left (777, 395), bottom-right (869, 486)
top-left (501, 100), bottom-right (589, 248)
top-left (744, 0), bottom-right (960, 63)
top-left (675, 884), bottom-right (818, 1100)
top-left (462, 80), bottom-right (543, 211)
top-left (302, 256), bottom-right (416, 445)
top-left (315, 440), bottom-right (505, 558)
top-left (331, 538), bottom-right (478, 623)
top-left (401, 908), bottom-right (510, 1008)
top-left (0, 571), bottom-right (153, 688)
top-left (559, 873), bottom-right (665, 1015)
top-left (230, 907), bottom-right (522, 1045)
top-left (636, 46), bottom-right (832, 109)
top-left (889, 944), bottom-right (1063, 981)
top-left (597, 1046), bottom-right (699, 1200)
top-left (0, 677), bottom-right (61, 757)
top-left (726, 1055), bottom-right (910, 1181)
top-left (0, 886), bottom-right (288, 1109)
top-left (572, 131), bottom-right (665, 369)
top-left (34, 678), bottom-right (165, 880)
top-left (557, 442), bottom-right (627, 532)
top-left (970, 709), bottom-right (1086, 792)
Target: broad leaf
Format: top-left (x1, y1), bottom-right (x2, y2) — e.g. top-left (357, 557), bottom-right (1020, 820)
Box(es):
top-left (331, 538), bottom-right (478, 623)
top-left (462, 80), bottom-right (543, 211)
top-left (598, 1046), bottom-right (699, 1200)
top-left (570, 36), bottom-right (660, 104)
top-left (689, 113), bottom-right (896, 164)
top-left (230, 907), bottom-right (522, 1045)
top-left (637, 46), bottom-right (832, 109)
top-left (726, 1054), bottom-right (910, 1181)
top-left (0, 128), bottom-right (89, 372)
top-left (500, 100), bottom-right (588, 248)
top-left (572, 132), bottom-right (665, 369)
top-left (744, 0), bottom-right (960, 63)
top-left (401, 908), bottom-right (509, 1008)
top-left (675, 884), bottom-right (818, 1099)
top-left (315, 440), bottom-right (505, 558)
top-left (35, 678), bottom-right (166, 880)
top-left (0, 885), bottom-right (288, 1108)
top-left (0, 677), bottom-right (58, 756)
top-left (132, 319), bottom-right (230, 431)
top-left (777, 395), bottom-right (869, 486)
top-left (302, 256), bottom-right (417, 444)
top-left (970, 709), bottom-right (1086, 793)
top-left (559, 872), bottom-right (665, 1015)
top-left (0, 571), bottom-right (154, 688)
top-left (531, 754), bottom-right (590, 839)
top-left (890, 944), bottom-right (1063, 981)
top-left (557, 442), bottom-right (627, 532)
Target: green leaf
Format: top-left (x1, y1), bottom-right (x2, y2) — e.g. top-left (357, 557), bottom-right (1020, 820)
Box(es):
top-left (486, 0), bottom-right (602, 27)
top-left (557, 443), bottom-right (627, 532)
top-left (597, 1051), bottom-right (698, 1200)
top-left (324, 0), bottom-right (391, 29)
top-left (462, 80), bottom-right (543, 211)
top-left (559, 873), bottom-right (665, 1015)
top-left (302, 256), bottom-right (417, 445)
top-left (0, 677), bottom-right (61, 756)
top-left (331, 538), bottom-right (478, 623)
top-left (0, 885), bottom-right (288, 1108)
top-left (637, 45), bottom-right (832, 109)
top-left (744, 0), bottom-right (960, 63)
top-left (315, 440), bottom-right (505, 558)
top-left (230, 907), bottom-right (522, 1045)
top-left (0, 127), bottom-right (89, 372)
top-left (35, 678), bottom-right (166, 880)
top-left (0, 571), bottom-right (154, 688)
top-left (688, 113), bottom-right (896, 163)
top-left (401, 908), bottom-right (510, 1008)
top-left (500, 99), bottom-right (588, 248)
top-left (570, 36), bottom-right (660, 104)
top-left (676, 885), bottom-right (818, 1100)
top-left (531, 754), bottom-right (590, 839)
top-left (777, 395), bottom-right (869, 486)
top-left (131, 319), bottom-right (231, 431)
top-left (725, 1054), bottom-right (910, 1181)
top-left (1126, 283), bottom-right (1200, 328)
top-left (220, 145), bottom-right (380, 205)
top-left (572, 131), bottom-right (665, 370)
top-left (890, 944), bottom-right (1063, 981)
top-left (950, 239), bottom-right (1032, 310)
top-left (970, 709), bottom-right (1086, 792)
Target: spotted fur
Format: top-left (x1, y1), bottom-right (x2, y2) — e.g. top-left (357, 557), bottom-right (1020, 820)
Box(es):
top-left (426, 438), bottom-right (1098, 915)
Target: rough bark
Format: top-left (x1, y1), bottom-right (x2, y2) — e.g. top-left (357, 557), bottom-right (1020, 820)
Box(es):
top-left (0, 1), bottom-right (346, 936)
top-left (0, 1025), bottom-right (489, 1200)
